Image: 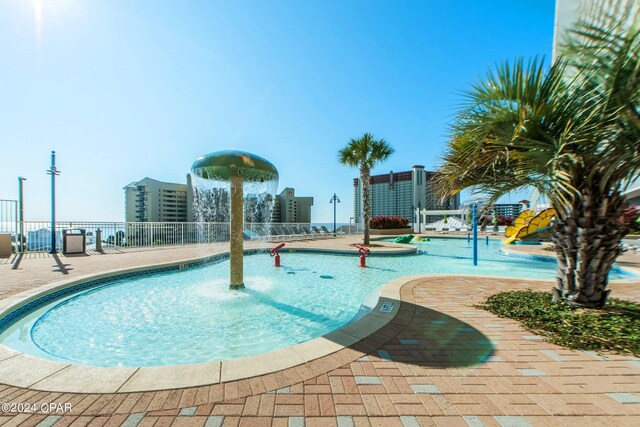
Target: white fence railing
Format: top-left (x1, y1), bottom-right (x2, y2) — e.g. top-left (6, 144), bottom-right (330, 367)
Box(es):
top-left (6, 221), bottom-right (364, 253)
top-left (0, 200), bottom-right (18, 234)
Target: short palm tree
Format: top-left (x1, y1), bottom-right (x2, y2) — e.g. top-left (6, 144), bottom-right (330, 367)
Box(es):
top-left (339, 133), bottom-right (394, 245)
top-left (436, 0), bottom-right (640, 308)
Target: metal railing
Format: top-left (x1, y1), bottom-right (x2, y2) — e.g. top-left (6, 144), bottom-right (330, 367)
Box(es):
top-left (7, 221), bottom-right (364, 253)
top-left (0, 200), bottom-right (18, 235)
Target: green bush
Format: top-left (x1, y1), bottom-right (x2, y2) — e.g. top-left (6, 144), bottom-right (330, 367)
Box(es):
top-left (478, 290), bottom-right (640, 356)
top-left (369, 215), bottom-right (409, 229)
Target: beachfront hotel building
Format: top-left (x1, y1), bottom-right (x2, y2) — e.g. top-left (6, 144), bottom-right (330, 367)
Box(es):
top-left (492, 204), bottom-right (524, 218)
top-left (271, 188), bottom-right (314, 224)
top-left (124, 178), bottom-right (190, 223)
top-left (125, 178), bottom-right (313, 223)
top-left (353, 165), bottom-right (460, 223)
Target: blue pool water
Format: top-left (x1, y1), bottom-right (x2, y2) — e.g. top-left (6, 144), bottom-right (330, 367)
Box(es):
top-left (0, 238), bottom-right (634, 367)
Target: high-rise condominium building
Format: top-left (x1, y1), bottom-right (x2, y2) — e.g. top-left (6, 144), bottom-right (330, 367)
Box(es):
top-left (492, 204), bottom-right (523, 218)
top-left (271, 188), bottom-right (314, 223)
top-left (125, 178), bottom-right (313, 223)
top-left (124, 178), bottom-right (189, 222)
top-left (353, 165), bottom-right (460, 222)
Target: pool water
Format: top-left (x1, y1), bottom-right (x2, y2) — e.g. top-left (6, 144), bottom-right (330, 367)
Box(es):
top-left (0, 238), bottom-right (634, 367)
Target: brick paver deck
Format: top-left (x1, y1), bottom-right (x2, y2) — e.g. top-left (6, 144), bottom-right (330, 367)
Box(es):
top-left (1, 238), bottom-right (640, 426)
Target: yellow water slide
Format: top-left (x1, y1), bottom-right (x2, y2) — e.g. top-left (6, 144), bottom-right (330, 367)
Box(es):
top-left (505, 210), bottom-right (535, 237)
top-left (502, 208), bottom-right (555, 244)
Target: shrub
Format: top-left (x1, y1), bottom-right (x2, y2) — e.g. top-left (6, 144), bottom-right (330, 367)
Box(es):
top-left (478, 290), bottom-right (640, 356)
top-left (481, 215), bottom-right (513, 226)
top-left (497, 215), bottom-right (514, 226)
top-left (369, 215), bottom-right (409, 229)
top-left (625, 205), bottom-right (640, 232)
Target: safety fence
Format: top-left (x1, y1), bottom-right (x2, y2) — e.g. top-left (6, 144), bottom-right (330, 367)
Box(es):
top-left (2, 221), bottom-right (364, 253)
top-left (0, 200), bottom-right (18, 235)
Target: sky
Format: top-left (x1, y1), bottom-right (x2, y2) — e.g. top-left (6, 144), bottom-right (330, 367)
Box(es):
top-left (0, 0), bottom-right (556, 223)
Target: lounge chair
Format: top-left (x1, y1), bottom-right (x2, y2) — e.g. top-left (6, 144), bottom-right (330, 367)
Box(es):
top-left (289, 225), bottom-right (307, 240)
top-left (270, 225), bottom-right (287, 240)
top-left (279, 226), bottom-right (296, 241)
top-left (289, 225), bottom-right (308, 240)
top-left (320, 226), bottom-right (336, 236)
top-left (257, 225), bottom-right (271, 236)
top-left (312, 226), bottom-right (329, 238)
top-left (300, 225), bottom-right (316, 239)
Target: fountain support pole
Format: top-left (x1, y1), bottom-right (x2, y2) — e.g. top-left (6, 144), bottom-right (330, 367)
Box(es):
top-left (191, 150), bottom-right (279, 290)
top-left (230, 174), bottom-right (244, 289)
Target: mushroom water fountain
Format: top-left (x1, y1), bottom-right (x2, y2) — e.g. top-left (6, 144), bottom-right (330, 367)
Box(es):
top-left (191, 150), bottom-right (279, 290)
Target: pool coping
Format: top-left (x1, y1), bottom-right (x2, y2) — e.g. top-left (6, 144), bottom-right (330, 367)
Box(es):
top-left (0, 245), bottom-right (637, 393)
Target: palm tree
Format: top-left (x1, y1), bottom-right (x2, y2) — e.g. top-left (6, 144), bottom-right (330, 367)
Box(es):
top-left (339, 133), bottom-right (394, 245)
top-left (436, 0), bottom-right (640, 308)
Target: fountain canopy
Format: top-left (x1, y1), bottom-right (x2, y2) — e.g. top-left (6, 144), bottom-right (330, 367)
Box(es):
top-left (191, 150), bottom-right (279, 182)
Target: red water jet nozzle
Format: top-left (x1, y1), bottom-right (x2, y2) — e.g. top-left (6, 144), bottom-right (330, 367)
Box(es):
top-left (270, 243), bottom-right (285, 256)
top-left (356, 245), bottom-right (370, 267)
top-left (356, 245), bottom-right (370, 256)
top-left (271, 243), bottom-right (285, 267)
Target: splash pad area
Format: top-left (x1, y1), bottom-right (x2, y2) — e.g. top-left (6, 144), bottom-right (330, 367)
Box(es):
top-left (0, 237), bottom-right (635, 369)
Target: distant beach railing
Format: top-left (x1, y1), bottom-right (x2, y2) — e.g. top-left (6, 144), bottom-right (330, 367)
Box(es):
top-left (7, 221), bottom-right (364, 253)
top-left (0, 200), bottom-right (18, 235)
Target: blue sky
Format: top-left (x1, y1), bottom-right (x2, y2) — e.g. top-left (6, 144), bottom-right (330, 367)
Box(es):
top-left (0, 0), bottom-right (555, 222)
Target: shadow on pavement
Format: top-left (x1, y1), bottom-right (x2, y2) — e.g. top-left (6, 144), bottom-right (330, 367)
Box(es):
top-left (330, 299), bottom-right (495, 368)
top-left (52, 254), bottom-right (73, 275)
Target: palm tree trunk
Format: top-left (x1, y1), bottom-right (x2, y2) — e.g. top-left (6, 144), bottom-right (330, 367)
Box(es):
top-left (552, 186), bottom-right (630, 308)
top-left (360, 166), bottom-right (371, 246)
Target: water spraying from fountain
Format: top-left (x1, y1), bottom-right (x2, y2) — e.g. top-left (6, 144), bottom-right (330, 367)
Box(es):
top-left (190, 150), bottom-right (279, 290)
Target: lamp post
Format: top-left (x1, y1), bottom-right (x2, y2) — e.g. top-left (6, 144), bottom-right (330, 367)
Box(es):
top-left (18, 177), bottom-right (26, 253)
top-left (472, 203), bottom-right (478, 266)
top-left (46, 151), bottom-right (61, 254)
top-left (349, 217), bottom-right (354, 235)
top-left (330, 193), bottom-right (341, 236)
top-left (411, 205), bottom-right (414, 232)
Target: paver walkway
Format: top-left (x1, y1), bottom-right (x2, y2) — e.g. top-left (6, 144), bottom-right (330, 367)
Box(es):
top-left (1, 239), bottom-right (640, 426)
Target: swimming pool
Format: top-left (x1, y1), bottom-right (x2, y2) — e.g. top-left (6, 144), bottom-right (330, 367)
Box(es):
top-left (0, 238), bottom-right (634, 367)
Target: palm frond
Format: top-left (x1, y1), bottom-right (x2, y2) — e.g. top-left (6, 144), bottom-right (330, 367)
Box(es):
top-left (338, 133), bottom-right (394, 170)
top-left (437, 0), bottom-right (640, 217)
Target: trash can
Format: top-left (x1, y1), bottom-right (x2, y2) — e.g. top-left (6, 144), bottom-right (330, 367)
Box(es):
top-left (63, 229), bottom-right (86, 254)
top-left (0, 233), bottom-right (11, 258)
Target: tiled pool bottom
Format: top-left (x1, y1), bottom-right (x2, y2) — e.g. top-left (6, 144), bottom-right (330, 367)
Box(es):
top-left (0, 240), bottom-right (635, 368)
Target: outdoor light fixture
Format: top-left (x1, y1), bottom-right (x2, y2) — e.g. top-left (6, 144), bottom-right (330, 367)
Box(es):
top-left (330, 193), bottom-right (341, 236)
top-left (18, 177), bottom-right (26, 253)
top-left (46, 151), bottom-right (60, 254)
